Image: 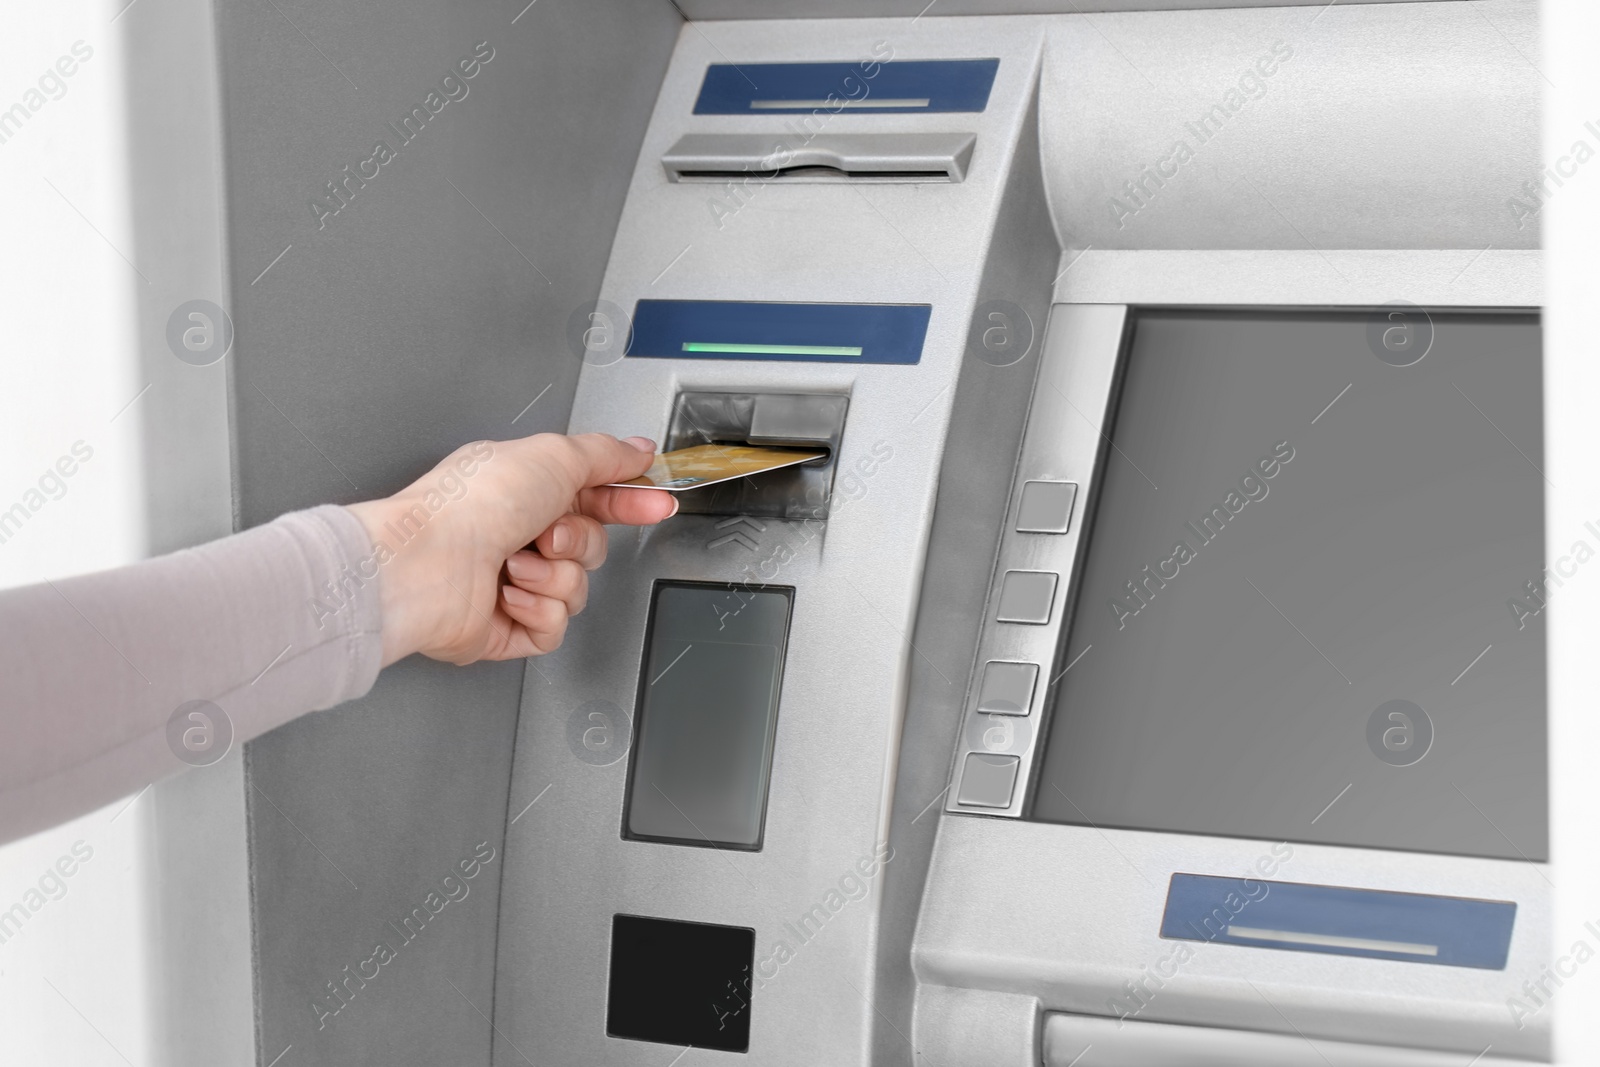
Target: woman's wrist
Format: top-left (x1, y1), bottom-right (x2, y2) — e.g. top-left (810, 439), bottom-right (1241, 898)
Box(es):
top-left (345, 495), bottom-right (431, 666)
top-left (342, 433), bottom-right (671, 667)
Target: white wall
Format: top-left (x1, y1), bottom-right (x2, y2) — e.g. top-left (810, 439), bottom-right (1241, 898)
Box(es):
top-left (1546, 2), bottom-right (1600, 1063)
top-left (0, 2), bottom-right (152, 1064)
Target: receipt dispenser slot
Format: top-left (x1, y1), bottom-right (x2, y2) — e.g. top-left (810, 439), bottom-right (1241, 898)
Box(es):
top-left (665, 391), bottom-right (848, 520)
top-left (663, 132), bottom-right (976, 184)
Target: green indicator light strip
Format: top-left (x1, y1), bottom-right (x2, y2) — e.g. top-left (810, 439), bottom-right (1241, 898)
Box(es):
top-left (682, 342), bottom-right (864, 357)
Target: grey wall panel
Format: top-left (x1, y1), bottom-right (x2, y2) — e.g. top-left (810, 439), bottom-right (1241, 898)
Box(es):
top-left (213, 0), bottom-right (681, 1062)
top-left (218, 1), bottom-right (679, 515)
top-left (245, 662), bottom-right (525, 1065)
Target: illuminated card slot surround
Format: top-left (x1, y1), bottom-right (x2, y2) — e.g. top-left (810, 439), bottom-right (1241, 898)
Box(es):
top-left (629, 300), bottom-right (930, 365)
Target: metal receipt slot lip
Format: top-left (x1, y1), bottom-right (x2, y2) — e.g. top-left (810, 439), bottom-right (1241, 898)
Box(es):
top-left (662, 132), bottom-right (978, 184)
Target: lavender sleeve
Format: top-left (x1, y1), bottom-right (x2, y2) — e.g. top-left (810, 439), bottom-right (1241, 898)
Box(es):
top-left (0, 505), bottom-right (383, 845)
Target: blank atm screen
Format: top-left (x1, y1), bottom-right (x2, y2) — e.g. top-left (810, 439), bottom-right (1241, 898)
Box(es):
top-left (1032, 310), bottom-right (1546, 861)
top-left (625, 582), bottom-right (792, 850)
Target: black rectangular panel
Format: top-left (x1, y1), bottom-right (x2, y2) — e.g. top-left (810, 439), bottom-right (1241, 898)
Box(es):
top-left (625, 582), bottom-right (793, 849)
top-left (607, 914), bottom-right (755, 1052)
top-left (1032, 310), bottom-right (1546, 861)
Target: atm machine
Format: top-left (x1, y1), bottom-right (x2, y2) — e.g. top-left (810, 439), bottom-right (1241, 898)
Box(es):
top-left (487, 4), bottom-right (1545, 1065)
top-left (217, 2), bottom-right (1545, 1066)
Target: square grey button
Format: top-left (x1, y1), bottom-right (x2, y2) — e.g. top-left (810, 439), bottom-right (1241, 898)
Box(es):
top-left (996, 570), bottom-right (1058, 624)
top-left (1017, 480), bottom-right (1077, 534)
top-left (976, 661), bottom-right (1038, 715)
top-left (957, 753), bottom-right (1020, 808)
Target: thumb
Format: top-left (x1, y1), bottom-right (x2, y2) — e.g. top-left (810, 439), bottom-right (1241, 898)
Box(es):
top-left (557, 432), bottom-right (658, 491)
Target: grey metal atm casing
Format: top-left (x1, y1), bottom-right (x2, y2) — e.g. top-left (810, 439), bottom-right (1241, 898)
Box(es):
top-left (209, 3), bottom-right (1545, 1065)
top-left (493, 6), bottom-right (1543, 1066)
top-left (491, 18), bottom-right (1060, 1065)
top-left (492, 4), bottom-right (1542, 1062)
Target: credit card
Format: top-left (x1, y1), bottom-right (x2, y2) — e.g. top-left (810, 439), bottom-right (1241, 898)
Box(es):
top-left (608, 443), bottom-right (827, 492)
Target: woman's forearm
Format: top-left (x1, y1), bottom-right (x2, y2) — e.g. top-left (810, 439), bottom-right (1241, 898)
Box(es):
top-left (0, 505), bottom-right (382, 844)
top-left (0, 431), bottom-right (674, 845)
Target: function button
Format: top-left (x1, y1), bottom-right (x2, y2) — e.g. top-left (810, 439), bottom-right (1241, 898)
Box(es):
top-left (976, 661), bottom-right (1038, 716)
top-left (1016, 479), bottom-right (1077, 534)
top-left (996, 570), bottom-right (1058, 624)
top-left (957, 753), bottom-right (1020, 808)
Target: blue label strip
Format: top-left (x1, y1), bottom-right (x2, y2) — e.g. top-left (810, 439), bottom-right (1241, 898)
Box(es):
top-left (1161, 874), bottom-right (1517, 970)
top-left (693, 59), bottom-right (999, 115)
top-left (628, 300), bottom-right (930, 365)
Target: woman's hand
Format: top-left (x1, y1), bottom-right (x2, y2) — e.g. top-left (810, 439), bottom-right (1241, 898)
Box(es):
top-left (345, 433), bottom-right (676, 666)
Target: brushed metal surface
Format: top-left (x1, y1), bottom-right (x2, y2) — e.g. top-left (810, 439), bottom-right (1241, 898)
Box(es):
top-left (1044, 1012), bottom-right (1540, 1066)
top-left (914, 816), bottom-right (1551, 1060)
top-left (945, 304), bottom-right (1127, 818)
top-left (492, 17), bottom-right (1051, 1067)
top-left (483, 7), bottom-right (1546, 1066)
top-left (1053, 249), bottom-right (1542, 307)
top-left (1039, 0), bottom-right (1538, 250)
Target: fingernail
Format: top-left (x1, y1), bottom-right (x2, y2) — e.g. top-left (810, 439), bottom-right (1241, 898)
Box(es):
top-left (667, 497), bottom-right (680, 518)
top-left (624, 436), bottom-right (657, 453)
top-left (506, 553), bottom-right (552, 582)
top-left (551, 523), bottom-right (573, 554)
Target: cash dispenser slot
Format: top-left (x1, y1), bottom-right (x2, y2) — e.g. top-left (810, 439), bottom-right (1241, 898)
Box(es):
top-left (665, 391), bottom-right (848, 520)
top-left (663, 132), bottom-right (976, 184)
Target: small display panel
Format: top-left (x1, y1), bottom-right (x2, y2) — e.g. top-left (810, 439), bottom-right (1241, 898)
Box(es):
top-left (607, 914), bottom-right (755, 1052)
top-left (693, 59), bottom-right (999, 115)
top-left (625, 582), bottom-right (792, 849)
top-left (1161, 874), bottom-right (1517, 970)
top-left (1032, 310), bottom-right (1545, 861)
top-left (628, 300), bottom-right (931, 365)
